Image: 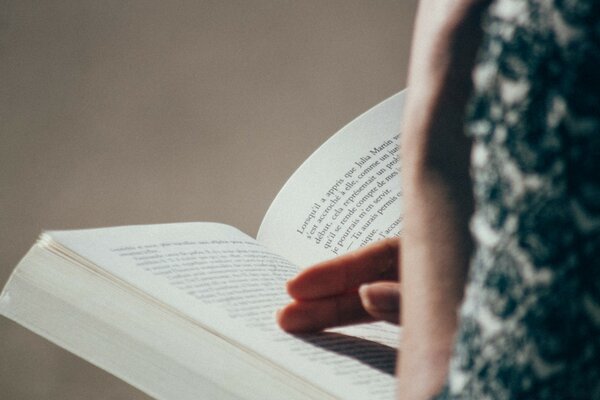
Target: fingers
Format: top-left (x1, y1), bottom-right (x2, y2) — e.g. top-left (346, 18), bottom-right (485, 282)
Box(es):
top-left (278, 238), bottom-right (401, 332)
top-left (276, 292), bottom-right (374, 333)
top-left (286, 238), bottom-right (400, 301)
top-left (277, 281), bottom-right (401, 332)
top-left (359, 281), bottom-right (400, 324)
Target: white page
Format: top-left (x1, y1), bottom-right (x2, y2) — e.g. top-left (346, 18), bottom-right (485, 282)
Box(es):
top-left (257, 91), bottom-right (405, 376)
top-left (1, 247), bottom-right (295, 400)
top-left (49, 223), bottom-right (397, 400)
top-left (257, 91), bottom-right (405, 267)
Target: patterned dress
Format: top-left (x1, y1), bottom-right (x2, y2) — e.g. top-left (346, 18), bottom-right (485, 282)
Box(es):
top-left (436, 0), bottom-right (600, 398)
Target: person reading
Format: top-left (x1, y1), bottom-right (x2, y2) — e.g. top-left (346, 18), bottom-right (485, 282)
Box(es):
top-left (277, 0), bottom-right (600, 399)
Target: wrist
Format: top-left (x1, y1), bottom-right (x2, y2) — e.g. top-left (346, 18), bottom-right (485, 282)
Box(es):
top-left (398, 332), bottom-right (454, 400)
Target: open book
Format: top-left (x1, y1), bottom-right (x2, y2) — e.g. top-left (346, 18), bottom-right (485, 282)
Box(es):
top-left (0, 91), bottom-right (405, 400)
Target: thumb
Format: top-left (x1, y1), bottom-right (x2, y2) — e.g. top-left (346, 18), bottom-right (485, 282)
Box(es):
top-left (358, 281), bottom-right (400, 324)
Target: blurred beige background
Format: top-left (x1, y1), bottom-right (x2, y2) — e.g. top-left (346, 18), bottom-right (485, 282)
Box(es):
top-left (0, 1), bottom-right (417, 398)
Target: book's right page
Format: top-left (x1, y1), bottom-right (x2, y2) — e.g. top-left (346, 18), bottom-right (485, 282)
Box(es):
top-left (258, 90), bottom-right (405, 267)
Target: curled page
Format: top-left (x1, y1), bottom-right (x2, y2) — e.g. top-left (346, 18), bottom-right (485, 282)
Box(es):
top-left (258, 90), bottom-right (405, 267)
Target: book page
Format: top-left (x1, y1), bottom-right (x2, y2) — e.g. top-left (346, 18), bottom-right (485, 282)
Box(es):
top-left (257, 90), bottom-right (405, 267)
top-left (49, 223), bottom-right (396, 400)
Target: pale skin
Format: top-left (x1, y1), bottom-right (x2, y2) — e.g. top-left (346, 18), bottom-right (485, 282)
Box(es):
top-left (277, 1), bottom-right (491, 398)
top-left (277, 238), bottom-right (401, 333)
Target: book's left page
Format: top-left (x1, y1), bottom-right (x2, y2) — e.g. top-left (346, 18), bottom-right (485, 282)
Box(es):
top-left (1, 222), bottom-right (397, 400)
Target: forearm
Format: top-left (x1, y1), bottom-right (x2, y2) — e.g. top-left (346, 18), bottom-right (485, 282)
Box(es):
top-left (399, 1), bottom-right (489, 398)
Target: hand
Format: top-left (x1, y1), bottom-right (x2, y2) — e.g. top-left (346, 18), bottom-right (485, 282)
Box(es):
top-left (276, 238), bottom-right (400, 333)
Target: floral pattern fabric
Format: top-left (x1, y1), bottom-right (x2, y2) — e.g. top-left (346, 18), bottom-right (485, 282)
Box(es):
top-left (436, 0), bottom-right (600, 398)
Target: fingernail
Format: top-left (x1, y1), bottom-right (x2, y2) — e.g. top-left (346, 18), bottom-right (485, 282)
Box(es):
top-left (358, 284), bottom-right (372, 308)
top-left (360, 283), bottom-right (399, 312)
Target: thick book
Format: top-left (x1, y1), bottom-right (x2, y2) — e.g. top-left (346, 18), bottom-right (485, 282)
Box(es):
top-left (0, 90), bottom-right (405, 400)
